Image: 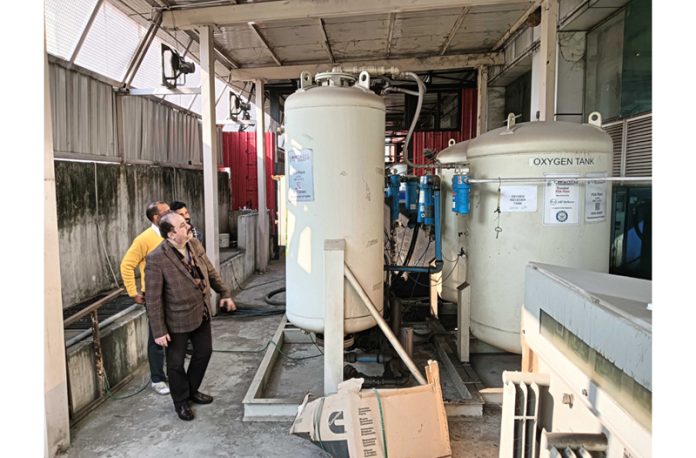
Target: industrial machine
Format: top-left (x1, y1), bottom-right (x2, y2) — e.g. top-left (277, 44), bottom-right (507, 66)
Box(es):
top-left (246, 69), bottom-right (650, 442)
top-left (499, 263), bottom-right (652, 457)
top-left (281, 68), bottom-right (617, 389)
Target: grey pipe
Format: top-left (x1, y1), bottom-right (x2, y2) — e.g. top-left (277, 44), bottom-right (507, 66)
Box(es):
top-left (468, 176), bottom-right (652, 184)
top-left (382, 86), bottom-right (420, 97)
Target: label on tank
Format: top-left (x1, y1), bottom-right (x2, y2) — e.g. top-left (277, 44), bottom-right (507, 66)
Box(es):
top-left (543, 174), bottom-right (579, 225)
top-left (500, 186), bottom-right (537, 212)
top-left (528, 156), bottom-right (596, 167)
top-left (585, 172), bottom-right (608, 223)
top-left (288, 147), bottom-right (315, 203)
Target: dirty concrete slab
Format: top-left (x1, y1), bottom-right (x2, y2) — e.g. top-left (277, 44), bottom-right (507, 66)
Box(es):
top-left (60, 260), bottom-right (503, 458)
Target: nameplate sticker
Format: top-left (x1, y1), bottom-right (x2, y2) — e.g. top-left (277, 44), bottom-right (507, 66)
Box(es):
top-left (288, 147), bottom-right (314, 203)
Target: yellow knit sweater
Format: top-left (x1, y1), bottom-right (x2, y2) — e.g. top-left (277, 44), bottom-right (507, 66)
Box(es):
top-left (120, 226), bottom-right (163, 297)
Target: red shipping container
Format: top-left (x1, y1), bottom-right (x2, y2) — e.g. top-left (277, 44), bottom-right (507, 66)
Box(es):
top-left (221, 131), bottom-right (277, 234)
top-left (411, 88), bottom-right (477, 175)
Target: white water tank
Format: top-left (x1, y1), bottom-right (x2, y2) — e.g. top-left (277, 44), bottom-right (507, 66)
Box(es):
top-left (437, 140), bottom-right (470, 304)
top-left (284, 71), bottom-right (385, 334)
top-left (438, 115), bottom-right (613, 353)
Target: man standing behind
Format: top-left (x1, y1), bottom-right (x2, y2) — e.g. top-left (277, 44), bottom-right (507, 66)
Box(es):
top-left (145, 211), bottom-right (236, 421)
top-left (120, 200), bottom-right (170, 395)
top-left (169, 200), bottom-right (204, 244)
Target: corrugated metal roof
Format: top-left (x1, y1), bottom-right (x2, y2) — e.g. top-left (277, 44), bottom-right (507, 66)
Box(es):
top-left (75, 1), bottom-right (142, 81)
top-left (45, 0), bottom-right (100, 60)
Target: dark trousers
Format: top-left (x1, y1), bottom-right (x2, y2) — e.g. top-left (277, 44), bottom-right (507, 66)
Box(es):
top-left (147, 323), bottom-right (167, 383)
top-left (166, 317), bottom-right (213, 406)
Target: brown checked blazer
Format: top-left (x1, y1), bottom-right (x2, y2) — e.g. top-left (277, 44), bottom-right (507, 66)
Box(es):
top-left (144, 238), bottom-right (231, 338)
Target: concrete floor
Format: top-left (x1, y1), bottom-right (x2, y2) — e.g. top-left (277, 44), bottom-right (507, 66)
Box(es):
top-left (60, 260), bottom-right (517, 458)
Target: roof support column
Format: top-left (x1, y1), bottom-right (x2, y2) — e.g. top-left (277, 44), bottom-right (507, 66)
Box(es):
top-left (477, 65), bottom-right (488, 135)
top-left (255, 79), bottom-right (269, 272)
top-left (44, 39), bottom-right (70, 456)
top-left (538, 0), bottom-right (558, 121)
top-left (199, 26), bottom-right (220, 271)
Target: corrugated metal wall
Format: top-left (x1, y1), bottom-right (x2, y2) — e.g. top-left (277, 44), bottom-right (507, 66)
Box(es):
top-left (411, 88), bottom-right (478, 175)
top-left (50, 62), bottom-right (222, 166)
top-left (50, 63), bottom-right (116, 156)
top-left (221, 132), bottom-right (276, 230)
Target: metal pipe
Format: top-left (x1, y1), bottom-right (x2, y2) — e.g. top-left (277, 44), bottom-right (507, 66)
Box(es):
top-left (255, 78), bottom-right (270, 271)
top-left (400, 327), bottom-right (414, 360)
top-left (384, 261), bottom-right (443, 274)
top-left (344, 264), bottom-right (427, 385)
top-left (401, 72), bottom-right (433, 170)
top-left (433, 188), bottom-right (442, 261)
top-left (382, 86), bottom-right (420, 97)
top-left (64, 288), bottom-right (124, 327)
top-left (69, 0), bottom-right (104, 66)
top-left (390, 296), bottom-right (402, 339)
top-left (344, 352), bottom-right (393, 363)
top-left (66, 304), bottom-right (140, 348)
top-left (468, 176), bottom-right (652, 184)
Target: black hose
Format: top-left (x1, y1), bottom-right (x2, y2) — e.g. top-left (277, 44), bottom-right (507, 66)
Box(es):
top-left (391, 224), bottom-right (419, 283)
top-left (402, 224), bottom-right (419, 268)
top-left (264, 287), bottom-right (286, 306)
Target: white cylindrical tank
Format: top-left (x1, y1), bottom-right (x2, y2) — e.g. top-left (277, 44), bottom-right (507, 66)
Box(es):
top-left (285, 72), bottom-right (385, 334)
top-left (438, 116), bottom-right (613, 353)
top-left (437, 140), bottom-right (470, 303)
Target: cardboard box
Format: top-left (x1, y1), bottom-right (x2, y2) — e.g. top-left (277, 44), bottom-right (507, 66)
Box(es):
top-left (290, 360), bottom-right (451, 458)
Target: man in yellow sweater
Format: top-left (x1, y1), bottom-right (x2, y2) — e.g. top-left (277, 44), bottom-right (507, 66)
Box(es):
top-left (120, 200), bottom-right (171, 394)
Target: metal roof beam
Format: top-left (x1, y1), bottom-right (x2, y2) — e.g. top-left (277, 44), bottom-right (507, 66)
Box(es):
top-left (439, 7), bottom-right (470, 55)
top-left (385, 13), bottom-right (396, 58)
top-left (122, 11), bottom-right (163, 88)
top-left (493, 0), bottom-right (542, 51)
top-left (161, 0), bottom-right (532, 29)
top-left (69, 0), bottom-right (104, 66)
top-left (227, 52), bottom-right (504, 81)
top-left (249, 23), bottom-right (282, 66)
top-left (318, 19), bottom-right (335, 64)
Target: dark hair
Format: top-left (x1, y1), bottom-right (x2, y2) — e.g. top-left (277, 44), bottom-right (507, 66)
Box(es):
top-left (169, 200), bottom-right (188, 212)
top-left (158, 211), bottom-right (177, 237)
top-left (146, 201), bottom-right (167, 223)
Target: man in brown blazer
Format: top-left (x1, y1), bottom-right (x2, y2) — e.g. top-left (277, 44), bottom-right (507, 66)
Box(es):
top-left (145, 211), bottom-right (236, 421)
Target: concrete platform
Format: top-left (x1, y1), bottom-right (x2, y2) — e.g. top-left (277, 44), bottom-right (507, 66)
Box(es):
top-left (59, 260), bottom-right (511, 457)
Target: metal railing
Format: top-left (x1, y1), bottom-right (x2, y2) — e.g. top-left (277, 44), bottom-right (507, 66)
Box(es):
top-left (63, 287), bottom-right (124, 424)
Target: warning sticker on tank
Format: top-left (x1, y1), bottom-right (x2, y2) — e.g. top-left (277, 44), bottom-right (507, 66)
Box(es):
top-left (500, 186), bottom-right (537, 212)
top-left (288, 147), bottom-right (315, 203)
top-left (543, 174), bottom-right (579, 225)
top-left (585, 172), bottom-right (607, 223)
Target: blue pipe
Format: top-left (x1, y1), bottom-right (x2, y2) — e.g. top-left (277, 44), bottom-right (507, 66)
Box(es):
top-left (434, 187), bottom-right (442, 262)
top-left (387, 174), bottom-right (401, 224)
top-left (385, 174), bottom-right (443, 274)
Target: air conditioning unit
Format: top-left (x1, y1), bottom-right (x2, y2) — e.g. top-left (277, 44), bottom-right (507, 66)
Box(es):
top-left (499, 263), bottom-right (651, 458)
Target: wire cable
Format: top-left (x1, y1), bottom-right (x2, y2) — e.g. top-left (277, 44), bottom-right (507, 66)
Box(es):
top-left (406, 256), bottom-right (461, 289)
top-left (264, 287), bottom-right (286, 306)
top-left (228, 265), bottom-right (284, 291)
top-left (103, 374), bottom-right (150, 400)
top-left (412, 238), bottom-right (432, 267)
top-left (93, 163), bottom-right (120, 288)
